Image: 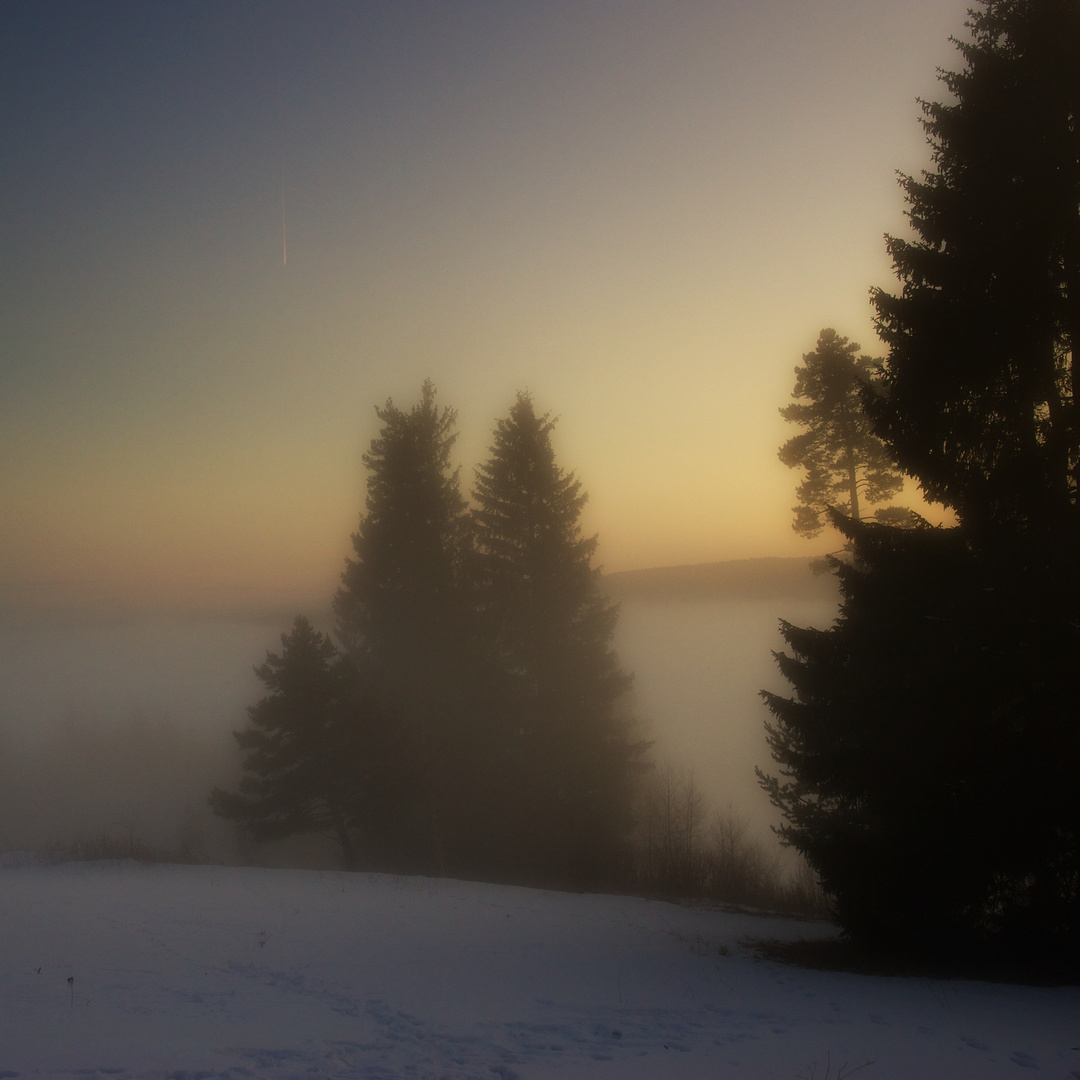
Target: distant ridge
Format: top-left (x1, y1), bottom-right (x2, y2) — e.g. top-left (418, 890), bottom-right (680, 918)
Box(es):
top-left (601, 556), bottom-right (839, 602)
top-left (3, 557), bottom-right (837, 626)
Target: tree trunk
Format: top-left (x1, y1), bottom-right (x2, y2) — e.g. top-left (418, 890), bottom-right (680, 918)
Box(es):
top-left (847, 454), bottom-right (861, 522)
top-left (327, 798), bottom-right (356, 871)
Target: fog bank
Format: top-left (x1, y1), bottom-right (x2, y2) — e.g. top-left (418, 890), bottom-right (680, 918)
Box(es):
top-left (0, 559), bottom-right (838, 862)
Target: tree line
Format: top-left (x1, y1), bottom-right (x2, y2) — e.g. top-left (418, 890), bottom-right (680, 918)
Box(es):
top-left (764, 0), bottom-right (1079, 960)
top-left (211, 389), bottom-right (648, 889)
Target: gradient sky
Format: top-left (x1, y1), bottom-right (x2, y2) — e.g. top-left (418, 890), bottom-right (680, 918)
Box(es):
top-left (1, 0), bottom-right (970, 612)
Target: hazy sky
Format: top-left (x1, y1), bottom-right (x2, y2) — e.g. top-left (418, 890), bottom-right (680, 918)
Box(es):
top-left (1, 0), bottom-right (969, 612)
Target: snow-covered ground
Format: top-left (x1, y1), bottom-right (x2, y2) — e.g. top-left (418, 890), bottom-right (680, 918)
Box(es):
top-left (2, 860), bottom-right (1076, 1079)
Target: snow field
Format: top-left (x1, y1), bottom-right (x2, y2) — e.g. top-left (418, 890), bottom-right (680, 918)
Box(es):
top-left (1, 861), bottom-right (1077, 1079)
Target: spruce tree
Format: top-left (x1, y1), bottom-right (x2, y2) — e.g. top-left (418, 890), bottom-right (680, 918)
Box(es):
top-left (866, 0), bottom-right (1080, 949)
top-left (870, 0), bottom-right (1079, 553)
top-left (761, 0), bottom-right (1080, 955)
top-left (334, 381), bottom-right (480, 872)
top-left (209, 616), bottom-right (376, 869)
top-left (472, 394), bottom-right (643, 886)
top-left (336, 379), bottom-right (469, 675)
top-left (760, 517), bottom-right (1080, 950)
top-left (779, 328), bottom-right (903, 537)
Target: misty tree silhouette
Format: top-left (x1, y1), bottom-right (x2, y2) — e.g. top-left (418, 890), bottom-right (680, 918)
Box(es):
top-left (209, 616), bottom-right (371, 869)
top-left (472, 393), bottom-right (646, 886)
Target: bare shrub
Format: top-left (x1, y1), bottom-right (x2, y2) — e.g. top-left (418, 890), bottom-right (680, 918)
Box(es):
top-left (704, 807), bottom-right (783, 908)
top-left (635, 764), bottom-right (708, 896)
top-left (632, 763), bottom-right (830, 917)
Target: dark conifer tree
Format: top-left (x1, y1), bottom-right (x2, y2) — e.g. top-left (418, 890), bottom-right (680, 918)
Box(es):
top-left (761, 516), bottom-right (1079, 951)
top-left (334, 381), bottom-right (480, 872)
top-left (870, 0), bottom-right (1079, 554)
top-left (336, 379), bottom-right (469, 674)
top-left (472, 394), bottom-right (644, 886)
top-left (209, 616), bottom-right (378, 869)
top-left (761, 0), bottom-right (1080, 955)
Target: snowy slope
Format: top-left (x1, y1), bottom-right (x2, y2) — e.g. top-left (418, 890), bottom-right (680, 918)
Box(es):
top-left (1, 860), bottom-right (1077, 1079)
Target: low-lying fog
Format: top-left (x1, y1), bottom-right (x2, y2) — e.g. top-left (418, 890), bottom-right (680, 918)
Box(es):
top-left (0, 559), bottom-right (838, 867)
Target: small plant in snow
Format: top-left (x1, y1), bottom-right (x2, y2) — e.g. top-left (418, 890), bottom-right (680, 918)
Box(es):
top-left (797, 1051), bottom-right (874, 1079)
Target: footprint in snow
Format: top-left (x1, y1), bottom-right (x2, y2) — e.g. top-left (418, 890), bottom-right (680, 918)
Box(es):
top-left (1010, 1050), bottom-right (1040, 1069)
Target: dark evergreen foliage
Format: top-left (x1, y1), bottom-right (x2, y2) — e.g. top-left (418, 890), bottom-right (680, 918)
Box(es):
top-left (209, 616), bottom-right (385, 869)
top-left (333, 380), bottom-right (481, 873)
top-left (779, 329), bottom-right (902, 537)
top-left (760, 516), bottom-right (1080, 951)
top-left (870, 0), bottom-right (1080, 553)
top-left (335, 378), bottom-right (470, 675)
top-left (761, 0), bottom-right (1080, 955)
top-left (472, 394), bottom-right (645, 885)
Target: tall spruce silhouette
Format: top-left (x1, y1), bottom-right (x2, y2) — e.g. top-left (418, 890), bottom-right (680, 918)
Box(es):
top-left (334, 381), bottom-right (478, 873)
top-left (209, 616), bottom-right (369, 869)
top-left (760, 0), bottom-right (1080, 955)
top-left (472, 394), bottom-right (644, 886)
top-left (870, 0), bottom-right (1080, 554)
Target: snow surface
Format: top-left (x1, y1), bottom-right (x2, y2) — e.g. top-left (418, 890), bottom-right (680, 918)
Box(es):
top-left (1, 860), bottom-right (1077, 1079)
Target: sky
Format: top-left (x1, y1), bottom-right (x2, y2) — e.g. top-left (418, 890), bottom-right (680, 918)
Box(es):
top-left (1, 0), bottom-right (971, 614)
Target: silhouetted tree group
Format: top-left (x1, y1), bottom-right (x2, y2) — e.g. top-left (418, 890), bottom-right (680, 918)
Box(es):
top-left (761, 0), bottom-right (1080, 958)
top-left (213, 385), bottom-right (646, 887)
